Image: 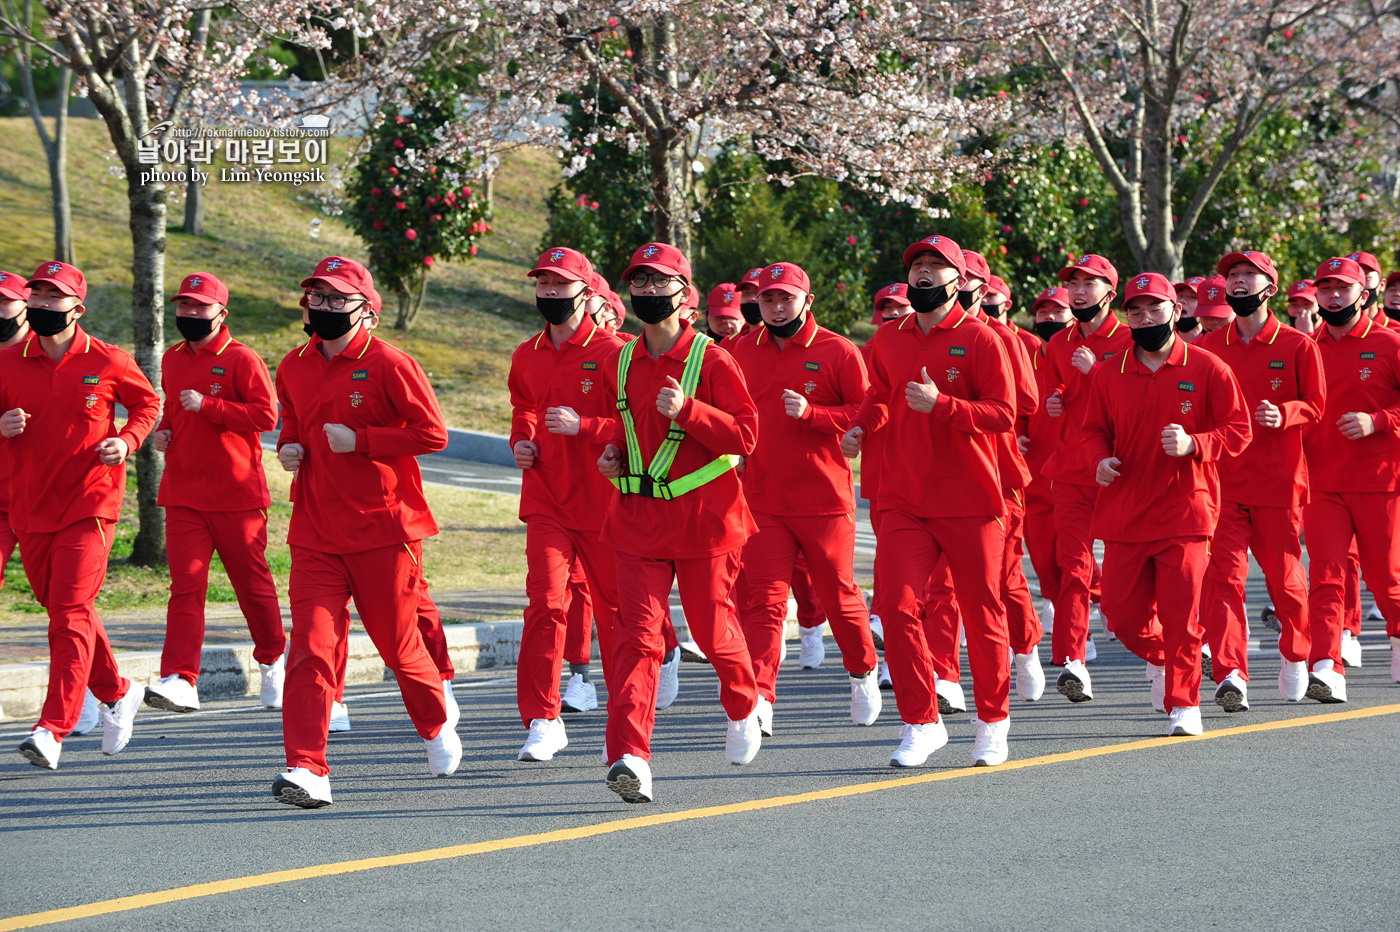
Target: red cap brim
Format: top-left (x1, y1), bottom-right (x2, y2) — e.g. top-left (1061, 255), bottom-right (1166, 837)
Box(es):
top-left (28, 274), bottom-right (81, 298)
top-left (622, 261), bottom-right (688, 281)
top-left (171, 291), bottom-right (220, 304)
top-left (299, 274), bottom-right (367, 296)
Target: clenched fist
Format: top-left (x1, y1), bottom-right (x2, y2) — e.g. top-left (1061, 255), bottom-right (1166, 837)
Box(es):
top-left (0, 407), bottom-right (29, 438)
top-left (278, 443), bottom-right (305, 472)
top-left (152, 429), bottom-right (173, 452)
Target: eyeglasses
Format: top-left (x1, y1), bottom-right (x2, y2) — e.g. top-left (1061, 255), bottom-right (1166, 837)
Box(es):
top-left (305, 291), bottom-right (364, 310)
top-left (1123, 302), bottom-right (1174, 323)
top-left (628, 271), bottom-right (680, 290)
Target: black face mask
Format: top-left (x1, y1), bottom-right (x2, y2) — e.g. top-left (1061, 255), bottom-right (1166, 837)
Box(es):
top-left (0, 315), bottom-right (22, 342)
top-left (1385, 306), bottom-right (1400, 323)
top-left (764, 313), bottom-right (805, 340)
top-left (307, 308), bottom-right (360, 341)
top-left (175, 315), bottom-right (219, 342)
top-left (630, 292), bottom-right (679, 325)
top-left (740, 301), bottom-right (762, 326)
top-left (1362, 288), bottom-right (1378, 311)
top-left (303, 322), bottom-right (315, 336)
top-left (1071, 296), bottom-right (1106, 323)
top-left (908, 282), bottom-right (956, 313)
top-left (535, 294), bottom-right (580, 326)
top-left (1318, 300), bottom-right (1361, 329)
top-left (26, 306), bottom-right (72, 337)
top-left (1131, 322), bottom-right (1173, 352)
top-left (1174, 316), bottom-right (1200, 332)
top-left (1225, 290), bottom-right (1269, 316)
top-left (981, 303), bottom-right (1005, 319)
top-left (1033, 320), bottom-right (1069, 341)
top-left (956, 289), bottom-right (979, 310)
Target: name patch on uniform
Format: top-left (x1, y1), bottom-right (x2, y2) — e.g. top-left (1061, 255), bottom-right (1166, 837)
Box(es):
top-left (1268, 361), bottom-right (1285, 369)
top-left (949, 347), bottom-right (966, 357)
top-left (82, 376), bottom-right (99, 385)
top-left (351, 369), bottom-right (369, 381)
top-left (1361, 352), bottom-right (1376, 360)
top-left (1178, 381), bottom-right (1195, 392)
top-left (212, 366), bottom-right (226, 376)
top-left (1102, 352), bottom-right (1117, 359)
top-left (582, 361), bottom-right (598, 371)
top-left (804, 361), bottom-right (821, 371)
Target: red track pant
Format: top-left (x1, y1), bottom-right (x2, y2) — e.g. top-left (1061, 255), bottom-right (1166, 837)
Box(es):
top-left (607, 549), bottom-right (758, 762)
top-left (874, 509), bottom-right (1009, 725)
top-left (331, 576), bottom-right (454, 702)
top-left (25, 518), bottom-right (127, 740)
top-left (1102, 537), bottom-right (1210, 712)
top-left (926, 489), bottom-right (1042, 683)
top-left (0, 509), bottom-right (16, 590)
top-left (160, 506), bottom-right (285, 685)
top-left (284, 542), bottom-right (446, 776)
top-left (791, 554), bottom-right (826, 629)
top-left (1051, 482), bottom-right (1098, 665)
top-left (1201, 503), bottom-right (1309, 678)
top-left (740, 512), bottom-right (878, 702)
top-left (1303, 491), bottom-right (1400, 673)
top-left (518, 518), bottom-right (618, 726)
top-left (563, 557), bottom-right (593, 665)
top-left (1023, 478), bottom-right (1060, 606)
top-left (1344, 544), bottom-right (1362, 636)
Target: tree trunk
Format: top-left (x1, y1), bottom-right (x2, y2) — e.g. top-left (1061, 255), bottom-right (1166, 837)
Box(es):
top-left (183, 149), bottom-right (205, 236)
top-left (648, 130), bottom-right (691, 252)
top-left (126, 164), bottom-right (168, 566)
top-left (18, 2), bottom-right (75, 264)
top-left (395, 274), bottom-right (428, 330)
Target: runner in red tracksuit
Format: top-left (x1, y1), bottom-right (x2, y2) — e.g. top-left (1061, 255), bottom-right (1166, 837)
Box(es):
top-left (143, 272), bottom-right (285, 716)
top-left (8, 261), bottom-right (160, 771)
top-left (0, 270), bottom-right (30, 590)
top-left (509, 246), bottom-right (626, 763)
top-left (1300, 256), bottom-right (1400, 702)
top-left (1042, 254), bottom-right (1133, 702)
top-left (729, 261), bottom-right (881, 734)
top-left (271, 256), bottom-right (456, 808)
top-left (596, 242), bottom-right (762, 804)
top-left (1081, 272), bottom-right (1250, 735)
top-left (1196, 251), bottom-right (1326, 708)
top-left (842, 234), bottom-right (1015, 769)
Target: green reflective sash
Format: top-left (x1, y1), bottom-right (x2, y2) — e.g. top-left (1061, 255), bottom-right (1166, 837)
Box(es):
top-left (611, 332), bottom-right (738, 500)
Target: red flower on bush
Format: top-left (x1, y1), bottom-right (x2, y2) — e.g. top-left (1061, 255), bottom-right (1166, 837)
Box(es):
top-left (405, 229), bottom-right (418, 241)
top-left (423, 256), bottom-right (435, 267)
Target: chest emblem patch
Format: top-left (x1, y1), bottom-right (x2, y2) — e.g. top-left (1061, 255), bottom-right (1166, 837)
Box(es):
top-left (349, 391), bottom-right (364, 408)
top-left (803, 380), bottom-right (817, 395)
top-left (209, 382), bottom-right (223, 396)
top-left (1360, 367), bottom-right (1373, 381)
top-left (581, 379), bottom-right (594, 394)
top-left (84, 393), bottom-right (98, 409)
top-left (1270, 377), bottom-right (1283, 391)
top-left (946, 367), bottom-right (960, 383)
top-left (1180, 399), bottom-right (1193, 414)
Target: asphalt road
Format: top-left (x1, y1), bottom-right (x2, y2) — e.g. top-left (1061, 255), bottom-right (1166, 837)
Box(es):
top-left (3, 629), bottom-right (1398, 931)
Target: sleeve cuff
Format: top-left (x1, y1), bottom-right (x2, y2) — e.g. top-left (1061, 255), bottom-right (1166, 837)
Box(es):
top-left (676, 397), bottom-right (696, 424)
top-left (930, 392), bottom-right (954, 420)
top-left (1371, 411), bottom-right (1391, 433)
top-left (355, 428), bottom-right (370, 453)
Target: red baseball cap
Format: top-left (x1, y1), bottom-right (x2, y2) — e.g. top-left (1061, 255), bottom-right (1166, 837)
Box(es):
top-left (367, 287), bottom-right (383, 315)
top-left (902, 234), bottom-right (966, 275)
top-left (29, 260), bottom-right (87, 301)
top-left (172, 271), bottom-right (229, 307)
top-left (1217, 250), bottom-right (1278, 286)
top-left (1194, 275), bottom-right (1233, 318)
top-left (1314, 256), bottom-right (1366, 288)
top-left (738, 268), bottom-right (764, 292)
top-left (1174, 276), bottom-right (1205, 296)
top-left (681, 287), bottom-right (700, 311)
top-left (1121, 272), bottom-right (1176, 307)
top-left (987, 275), bottom-right (1012, 305)
top-left (961, 250), bottom-right (991, 284)
top-left (707, 283), bottom-right (741, 318)
top-left (301, 256), bottom-right (375, 297)
top-left (0, 270), bottom-right (28, 301)
top-left (606, 290), bottom-right (626, 324)
top-left (1288, 279), bottom-right (1317, 302)
top-left (1033, 286), bottom-right (1071, 312)
top-left (757, 262), bottom-right (811, 297)
top-left (1348, 251), bottom-right (1381, 276)
top-left (872, 282), bottom-right (912, 323)
top-left (1057, 254), bottom-right (1118, 290)
top-left (1386, 271), bottom-right (1400, 289)
top-left (529, 246), bottom-right (593, 283)
top-left (623, 242), bottom-right (692, 282)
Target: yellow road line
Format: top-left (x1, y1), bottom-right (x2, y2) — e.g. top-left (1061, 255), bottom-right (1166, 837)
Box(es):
top-left (3, 702), bottom-right (1397, 931)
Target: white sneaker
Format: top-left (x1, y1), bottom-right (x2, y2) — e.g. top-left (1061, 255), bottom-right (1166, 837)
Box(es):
top-left (1306, 660), bottom-right (1347, 703)
top-left (328, 701), bottom-right (351, 733)
top-left (73, 690), bottom-right (101, 736)
top-left (869, 615), bottom-right (885, 651)
top-left (606, 754), bottom-right (654, 803)
top-left (1040, 599), bottom-right (1055, 634)
top-left (679, 639), bottom-right (709, 663)
top-left (1167, 705), bottom-right (1203, 736)
top-left (1261, 603), bottom-right (1281, 633)
top-left (443, 680), bottom-right (459, 731)
top-left (755, 696), bottom-right (774, 737)
top-left (99, 681), bottom-right (142, 756)
top-left (518, 718), bottom-right (568, 761)
top-left (935, 678), bottom-right (967, 715)
top-left (1368, 603), bottom-right (1385, 622)
top-left (971, 717), bottom-right (1010, 766)
top-left (561, 674), bottom-right (598, 713)
top-left (272, 767), bottom-right (332, 808)
top-left (1014, 649), bottom-right (1046, 702)
top-left (878, 660), bottom-right (893, 689)
top-left (889, 720), bottom-right (949, 767)
top-left (1201, 643), bottom-right (1214, 681)
top-left (1278, 658), bottom-right (1307, 701)
top-left (426, 723), bottom-right (462, 777)
top-left (259, 654), bottom-right (286, 709)
top-left (1214, 670), bottom-right (1249, 713)
top-left (778, 632), bottom-right (788, 664)
top-left (1085, 634), bottom-right (1098, 663)
top-left (1056, 660), bottom-right (1093, 702)
top-left (18, 727), bottom-right (61, 770)
top-left (725, 706), bottom-right (761, 765)
top-left (800, 627), bottom-right (826, 669)
top-left (656, 648), bottom-right (681, 710)
top-left (144, 674), bottom-right (200, 713)
top-left (849, 670), bottom-right (882, 726)
top-left (1147, 664), bottom-right (1166, 713)
top-left (1340, 631), bottom-right (1363, 668)
top-left (1391, 636), bottom-right (1400, 684)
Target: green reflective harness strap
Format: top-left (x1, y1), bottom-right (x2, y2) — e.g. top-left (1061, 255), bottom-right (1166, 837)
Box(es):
top-left (610, 332), bottom-right (737, 499)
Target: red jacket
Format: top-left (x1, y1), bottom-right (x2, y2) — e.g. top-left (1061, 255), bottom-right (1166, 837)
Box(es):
top-left (600, 320), bottom-right (758, 559)
top-left (1081, 337), bottom-right (1251, 542)
top-left (1042, 316), bottom-right (1134, 487)
top-left (508, 315), bottom-right (625, 532)
top-left (156, 327), bottom-right (277, 511)
top-left (984, 313), bottom-right (1037, 490)
top-left (1025, 343), bottom-right (1058, 483)
top-left (859, 338), bottom-right (885, 505)
top-left (0, 327), bottom-right (160, 533)
top-left (275, 329), bottom-right (447, 553)
top-left (1014, 325), bottom-right (1041, 360)
top-left (853, 310), bottom-right (1014, 518)
top-left (1196, 315), bottom-right (1325, 507)
top-left (1304, 315), bottom-right (1400, 492)
top-left (728, 315), bottom-right (867, 516)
